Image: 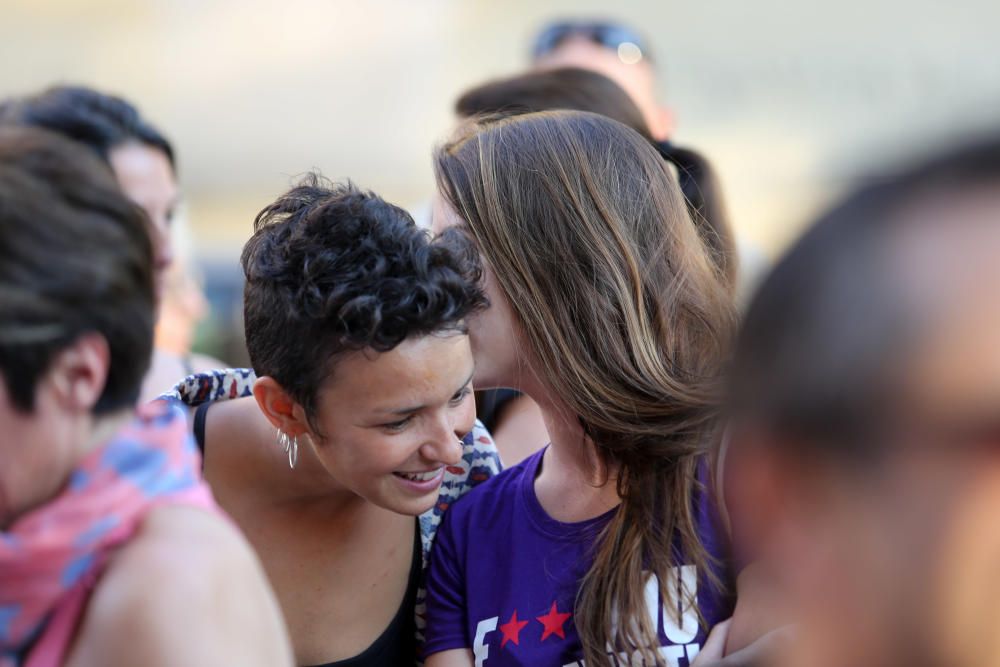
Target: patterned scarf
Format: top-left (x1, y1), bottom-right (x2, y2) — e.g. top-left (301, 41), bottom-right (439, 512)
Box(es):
top-left (0, 401), bottom-right (215, 666)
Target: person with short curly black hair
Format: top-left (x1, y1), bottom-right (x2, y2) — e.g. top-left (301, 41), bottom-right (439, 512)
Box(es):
top-left (164, 174), bottom-right (501, 667)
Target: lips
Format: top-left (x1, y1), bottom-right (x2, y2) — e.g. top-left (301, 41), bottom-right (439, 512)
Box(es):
top-left (393, 468), bottom-right (444, 483)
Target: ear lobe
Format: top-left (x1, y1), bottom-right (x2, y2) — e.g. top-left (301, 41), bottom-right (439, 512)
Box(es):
top-left (48, 333), bottom-right (111, 412)
top-left (252, 376), bottom-right (309, 436)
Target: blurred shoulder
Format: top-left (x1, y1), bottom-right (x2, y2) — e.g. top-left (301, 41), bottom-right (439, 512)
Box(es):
top-left (68, 504), bottom-right (291, 667)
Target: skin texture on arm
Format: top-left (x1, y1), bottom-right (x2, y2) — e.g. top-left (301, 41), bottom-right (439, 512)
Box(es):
top-left (692, 619), bottom-right (791, 667)
top-left (426, 648), bottom-right (475, 667)
top-left (65, 504), bottom-right (293, 667)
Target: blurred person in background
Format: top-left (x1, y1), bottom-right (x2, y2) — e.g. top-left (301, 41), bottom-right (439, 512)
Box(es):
top-left (0, 85), bottom-right (225, 402)
top-left (531, 19), bottom-right (675, 142)
top-left (164, 176), bottom-right (501, 666)
top-left (726, 136), bottom-right (1000, 666)
top-left (154, 256), bottom-right (220, 371)
top-left (457, 67), bottom-right (736, 288)
top-left (0, 126), bottom-right (291, 667)
top-left (454, 66), bottom-right (738, 466)
top-left (531, 18), bottom-right (768, 294)
top-left (424, 111), bottom-right (778, 667)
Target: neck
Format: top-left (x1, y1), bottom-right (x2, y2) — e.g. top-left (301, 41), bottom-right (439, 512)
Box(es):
top-left (527, 382), bottom-right (621, 522)
top-left (538, 400), bottom-right (603, 481)
top-left (3, 409), bottom-right (134, 531)
top-left (87, 409), bottom-right (133, 453)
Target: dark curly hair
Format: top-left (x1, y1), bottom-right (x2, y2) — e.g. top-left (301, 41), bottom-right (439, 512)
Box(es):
top-left (241, 175), bottom-right (487, 432)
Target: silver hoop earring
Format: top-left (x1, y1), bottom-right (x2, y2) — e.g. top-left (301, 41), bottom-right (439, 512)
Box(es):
top-left (277, 430), bottom-right (299, 469)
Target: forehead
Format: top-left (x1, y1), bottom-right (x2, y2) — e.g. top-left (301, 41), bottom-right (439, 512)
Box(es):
top-left (108, 142), bottom-right (176, 199)
top-left (534, 36), bottom-right (656, 100)
top-left (321, 333), bottom-right (472, 407)
top-left (891, 189), bottom-right (1000, 416)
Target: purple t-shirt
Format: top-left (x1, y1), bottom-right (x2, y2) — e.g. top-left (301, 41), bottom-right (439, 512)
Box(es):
top-left (424, 448), bottom-right (734, 666)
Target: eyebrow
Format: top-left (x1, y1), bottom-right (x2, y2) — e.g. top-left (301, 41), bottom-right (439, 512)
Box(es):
top-left (379, 368), bottom-right (475, 416)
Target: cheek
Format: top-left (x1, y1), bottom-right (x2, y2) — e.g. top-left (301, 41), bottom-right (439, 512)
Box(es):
top-left (471, 284), bottom-right (516, 351)
top-left (933, 465), bottom-right (1000, 662)
top-left (456, 394), bottom-right (477, 434)
top-left (323, 435), bottom-right (394, 476)
top-left (466, 308), bottom-right (490, 352)
top-left (0, 420), bottom-right (65, 523)
top-left (150, 217), bottom-right (174, 265)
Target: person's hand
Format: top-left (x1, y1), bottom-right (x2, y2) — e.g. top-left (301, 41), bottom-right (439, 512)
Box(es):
top-left (691, 619), bottom-right (792, 667)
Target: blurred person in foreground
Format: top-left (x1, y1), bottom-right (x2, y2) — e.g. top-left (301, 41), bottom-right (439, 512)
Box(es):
top-left (726, 136), bottom-right (1000, 666)
top-left (0, 85), bottom-right (224, 402)
top-left (455, 66), bottom-right (738, 465)
top-left (0, 126), bottom-right (291, 667)
top-left (164, 176), bottom-right (501, 665)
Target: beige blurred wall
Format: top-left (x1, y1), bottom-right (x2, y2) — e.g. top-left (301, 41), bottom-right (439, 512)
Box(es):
top-left (2, 0), bottom-right (998, 266)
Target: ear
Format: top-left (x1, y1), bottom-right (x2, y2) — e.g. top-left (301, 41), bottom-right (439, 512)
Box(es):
top-left (731, 431), bottom-right (846, 568)
top-left (252, 376), bottom-right (310, 437)
top-left (46, 333), bottom-right (110, 412)
top-left (726, 429), bottom-right (807, 564)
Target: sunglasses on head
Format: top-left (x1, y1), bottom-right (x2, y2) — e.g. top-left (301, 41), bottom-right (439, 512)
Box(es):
top-left (531, 20), bottom-right (650, 63)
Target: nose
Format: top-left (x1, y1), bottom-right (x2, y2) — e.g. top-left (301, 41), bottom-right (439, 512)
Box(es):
top-left (420, 419), bottom-right (466, 466)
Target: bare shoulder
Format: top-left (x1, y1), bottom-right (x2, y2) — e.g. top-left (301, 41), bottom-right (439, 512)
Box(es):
top-left (66, 504), bottom-right (292, 667)
top-left (202, 394), bottom-right (277, 457)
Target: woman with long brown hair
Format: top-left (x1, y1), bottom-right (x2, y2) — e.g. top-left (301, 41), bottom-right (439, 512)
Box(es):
top-left (453, 66), bottom-right (740, 468)
top-left (422, 110), bottom-right (740, 666)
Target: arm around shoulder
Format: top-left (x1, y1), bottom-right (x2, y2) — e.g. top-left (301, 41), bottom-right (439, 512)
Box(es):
top-left (66, 505), bottom-right (293, 667)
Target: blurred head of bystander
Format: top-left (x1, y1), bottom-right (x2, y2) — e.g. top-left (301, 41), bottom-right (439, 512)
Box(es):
top-left (1, 85), bottom-right (179, 297)
top-left (727, 136), bottom-right (1000, 667)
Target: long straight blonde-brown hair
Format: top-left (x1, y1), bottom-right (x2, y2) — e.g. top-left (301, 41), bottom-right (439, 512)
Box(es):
top-left (435, 110), bottom-right (735, 666)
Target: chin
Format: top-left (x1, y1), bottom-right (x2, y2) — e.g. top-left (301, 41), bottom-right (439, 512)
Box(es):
top-left (383, 495), bottom-right (437, 517)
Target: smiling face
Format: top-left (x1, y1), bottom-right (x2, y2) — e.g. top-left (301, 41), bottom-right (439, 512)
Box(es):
top-left (302, 332), bottom-right (476, 516)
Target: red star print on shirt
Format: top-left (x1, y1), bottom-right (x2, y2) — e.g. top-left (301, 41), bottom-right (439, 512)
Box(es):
top-left (536, 601), bottom-right (572, 641)
top-left (499, 610), bottom-right (529, 648)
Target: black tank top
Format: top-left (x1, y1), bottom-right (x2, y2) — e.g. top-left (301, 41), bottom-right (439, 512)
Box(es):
top-left (193, 402), bottom-right (420, 667)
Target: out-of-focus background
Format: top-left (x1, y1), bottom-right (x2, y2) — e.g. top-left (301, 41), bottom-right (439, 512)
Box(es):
top-left (3, 0), bottom-right (998, 363)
